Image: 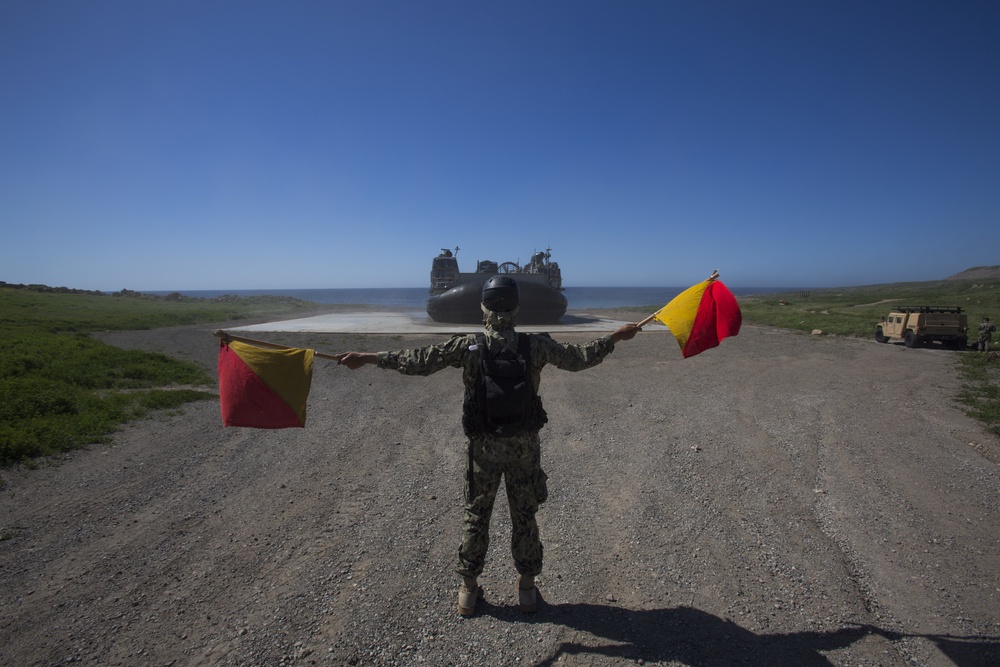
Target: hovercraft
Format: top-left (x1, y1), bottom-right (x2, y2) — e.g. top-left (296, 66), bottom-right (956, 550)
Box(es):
top-left (426, 247), bottom-right (567, 324)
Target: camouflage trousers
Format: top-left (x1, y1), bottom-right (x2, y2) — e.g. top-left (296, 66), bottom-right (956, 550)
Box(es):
top-left (457, 431), bottom-right (548, 579)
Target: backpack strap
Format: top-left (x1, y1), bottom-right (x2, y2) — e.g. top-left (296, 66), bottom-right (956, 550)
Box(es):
top-left (517, 332), bottom-right (531, 359)
top-left (519, 332), bottom-right (549, 431)
top-left (466, 332), bottom-right (488, 498)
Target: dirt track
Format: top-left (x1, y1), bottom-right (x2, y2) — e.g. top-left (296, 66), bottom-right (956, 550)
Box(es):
top-left (2, 316), bottom-right (999, 666)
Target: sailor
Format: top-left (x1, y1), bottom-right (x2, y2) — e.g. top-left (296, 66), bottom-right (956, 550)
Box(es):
top-left (335, 276), bottom-right (641, 616)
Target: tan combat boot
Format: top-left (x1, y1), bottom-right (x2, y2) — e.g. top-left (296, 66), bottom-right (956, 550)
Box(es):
top-left (458, 577), bottom-right (482, 616)
top-left (517, 575), bottom-right (537, 613)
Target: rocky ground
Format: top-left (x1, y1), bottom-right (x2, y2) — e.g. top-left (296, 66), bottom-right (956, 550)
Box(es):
top-left (2, 312), bottom-right (999, 666)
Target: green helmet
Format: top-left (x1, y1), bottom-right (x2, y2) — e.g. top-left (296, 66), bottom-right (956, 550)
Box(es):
top-left (482, 275), bottom-right (519, 312)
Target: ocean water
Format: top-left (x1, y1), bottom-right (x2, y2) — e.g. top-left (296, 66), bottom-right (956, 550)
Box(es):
top-left (148, 286), bottom-right (789, 310)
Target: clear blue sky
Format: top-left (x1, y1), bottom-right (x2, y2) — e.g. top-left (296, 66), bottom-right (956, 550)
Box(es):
top-left (2, 1), bottom-right (998, 291)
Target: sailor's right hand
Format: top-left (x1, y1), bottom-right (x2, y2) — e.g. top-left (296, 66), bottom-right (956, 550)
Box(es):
top-left (335, 352), bottom-right (377, 369)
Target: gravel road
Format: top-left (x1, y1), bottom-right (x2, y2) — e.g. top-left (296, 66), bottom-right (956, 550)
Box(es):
top-left (2, 314), bottom-right (999, 666)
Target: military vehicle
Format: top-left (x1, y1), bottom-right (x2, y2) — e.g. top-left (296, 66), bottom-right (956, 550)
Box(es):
top-left (427, 247), bottom-right (567, 324)
top-left (875, 306), bottom-right (968, 349)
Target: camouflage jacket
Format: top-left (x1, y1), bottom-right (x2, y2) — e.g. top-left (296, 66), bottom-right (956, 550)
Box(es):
top-left (377, 329), bottom-right (615, 386)
top-left (376, 329), bottom-right (617, 433)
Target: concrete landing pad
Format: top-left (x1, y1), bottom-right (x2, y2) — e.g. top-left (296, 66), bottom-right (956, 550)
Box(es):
top-left (229, 309), bottom-right (668, 334)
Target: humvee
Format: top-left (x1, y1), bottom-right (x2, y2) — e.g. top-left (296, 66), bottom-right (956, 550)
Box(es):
top-left (875, 306), bottom-right (968, 349)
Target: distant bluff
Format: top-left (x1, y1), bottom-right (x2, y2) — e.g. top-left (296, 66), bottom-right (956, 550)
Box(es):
top-left (946, 266), bottom-right (1000, 281)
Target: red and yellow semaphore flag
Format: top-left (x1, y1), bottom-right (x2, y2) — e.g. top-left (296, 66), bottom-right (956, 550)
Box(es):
top-left (218, 340), bottom-right (314, 428)
top-left (653, 277), bottom-right (742, 358)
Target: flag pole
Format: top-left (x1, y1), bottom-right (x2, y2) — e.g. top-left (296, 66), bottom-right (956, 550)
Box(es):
top-left (213, 330), bottom-right (341, 361)
top-left (636, 270), bottom-right (720, 328)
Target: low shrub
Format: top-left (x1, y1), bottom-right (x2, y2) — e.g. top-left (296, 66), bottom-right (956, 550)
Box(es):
top-left (0, 287), bottom-right (314, 465)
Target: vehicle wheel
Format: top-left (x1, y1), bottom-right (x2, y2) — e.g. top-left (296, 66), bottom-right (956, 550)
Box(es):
top-left (875, 327), bottom-right (889, 343)
top-left (904, 331), bottom-right (920, 348)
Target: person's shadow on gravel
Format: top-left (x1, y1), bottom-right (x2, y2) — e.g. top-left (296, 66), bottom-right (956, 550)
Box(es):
top-left (491, 602), bottom-right (999, 667)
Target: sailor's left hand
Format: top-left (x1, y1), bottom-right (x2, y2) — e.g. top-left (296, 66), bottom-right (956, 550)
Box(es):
top-left (611, 323), bottom-right (642, 343)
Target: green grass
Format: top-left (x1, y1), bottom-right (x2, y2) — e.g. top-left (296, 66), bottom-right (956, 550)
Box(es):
top-left (956, 353), bottom-right (1000, 438)
top-left (735, 278), bottom-right (1000, 437)
top-left (737, 279), bottom-right (1000, 338)
top-left (622, 277), bottom-right (1000, 437)
top-left (0, 286), bottom-right (317, 466)
top-left (3, 278), bottom-right (998, 466)
top-left (0, 287), bottom-right (313, 333)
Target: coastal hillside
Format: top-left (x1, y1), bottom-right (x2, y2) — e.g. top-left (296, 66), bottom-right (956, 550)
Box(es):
top-left (946, 265), bottom-right (1000, 281)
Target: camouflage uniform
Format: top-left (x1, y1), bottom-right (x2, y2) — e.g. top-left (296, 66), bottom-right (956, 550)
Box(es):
top-left (376, 328), bottom-right (616, 579)
top-left (979, 320), bottom-right (996, 352)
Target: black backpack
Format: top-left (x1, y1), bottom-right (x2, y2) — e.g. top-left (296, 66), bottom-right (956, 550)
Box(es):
top-left (463, 333), bottom-right (547, 438)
